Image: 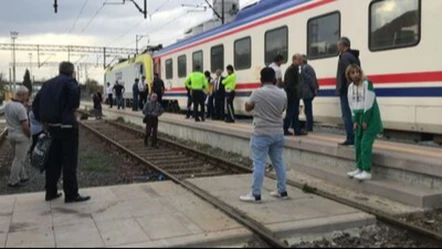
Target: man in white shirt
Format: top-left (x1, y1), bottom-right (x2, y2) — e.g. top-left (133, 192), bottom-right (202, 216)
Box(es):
top-left (106, 82), bottom-right (113, 108)
top-left (138, 76), bottom-right (148, 110)
top-left (269, 54), bottom-right (284, 88)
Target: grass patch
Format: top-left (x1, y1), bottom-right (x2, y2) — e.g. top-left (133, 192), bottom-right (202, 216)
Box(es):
top-left (80, 151), bottom-right (114, 172)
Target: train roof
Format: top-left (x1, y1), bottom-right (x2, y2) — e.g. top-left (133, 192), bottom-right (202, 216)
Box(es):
top-left (154, 0), bottom-right (311, 57)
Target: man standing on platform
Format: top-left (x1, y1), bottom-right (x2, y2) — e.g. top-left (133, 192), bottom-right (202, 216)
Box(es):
top-left (34, 61), bottom-right (90, 203)
top-left (138, 76), bottom-right (148, 110)
top-left (184, 65), bottom-right (208, 122)
top-left (113, 81), bottom-right (125, 110)
top-left (132, 79), bottom-right (140, 111)
top-left (213, 69), bottom-right (225, 120)
top-left (222, 65), bottom-right (237, 123)
top-left (240, 67), bottom-right (288, 203)
top-left (151, 73), bottom-right (165, 106)
top-left (106, 82), bottom-right (113, 108)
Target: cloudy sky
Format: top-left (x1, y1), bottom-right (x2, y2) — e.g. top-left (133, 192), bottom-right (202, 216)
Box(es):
top-left (0, 0), bottom-right (257, 84)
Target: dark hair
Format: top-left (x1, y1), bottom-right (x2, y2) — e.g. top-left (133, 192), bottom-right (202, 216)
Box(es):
top-left (204, 71), bottom-right (211, 77)
top-left (135, 78), bottom-right (139, 81)
top-left (142, 75), bottom-right (146, 79)
top-left (226, 65), bottom-right (234, 72)
top-left (274, 54), bottom-right (284, 62)
top-left (59, 61), bottom-right (75, 76)
top-left (260, 67), bottom-right (276, 84)
top-left (107, 82), bottom-right (110, 86)
top-left (195, 65), bottom-right (201, 71)
top-left (338, 37), bottom-right (351, 48)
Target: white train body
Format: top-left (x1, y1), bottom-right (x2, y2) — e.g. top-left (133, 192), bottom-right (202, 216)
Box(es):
top-left (154, 0), bottom-right (442, 134)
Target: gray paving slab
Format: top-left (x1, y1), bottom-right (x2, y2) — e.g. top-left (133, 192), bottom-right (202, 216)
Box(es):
top-left (189, 174), bottom-right (376, 239)
top-left (0, 182), bottom-right (254, 248)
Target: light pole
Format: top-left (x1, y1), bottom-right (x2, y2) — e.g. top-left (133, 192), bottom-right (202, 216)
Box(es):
top-left (136, 34), bottom-right (149, 55)
top-left (29, 53), bottom-right (33, 83)
top-left (10, 31), bottom-right (18, 91)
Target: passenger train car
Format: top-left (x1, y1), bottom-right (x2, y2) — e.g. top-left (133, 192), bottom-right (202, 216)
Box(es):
top-left (153, 0), bottom-right (442, 135)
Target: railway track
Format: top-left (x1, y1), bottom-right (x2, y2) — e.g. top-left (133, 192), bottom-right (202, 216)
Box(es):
top-left (79, 118), bottom-right (442, 247)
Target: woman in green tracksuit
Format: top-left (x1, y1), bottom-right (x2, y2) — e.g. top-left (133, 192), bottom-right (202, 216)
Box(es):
top-left (346, 64), bottom-right (383, 181)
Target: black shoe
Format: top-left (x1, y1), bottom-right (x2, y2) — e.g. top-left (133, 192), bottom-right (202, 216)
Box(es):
top-left (339, 141), bottom-right (354, 146)
top-left (46, 193), bottom-right (62, 201)
top-left (294, 130), bottom-right (308, 136)
top-left (65, 195), bottom-right (91, 203)
top-left (20, 178), bottom-right (30, 184)
top-left (195, 118), bottom-right (201, 122)
top-left (7, 182), bottom-right (27, 188)
top-left (284, 131), bottom-right (293, 136)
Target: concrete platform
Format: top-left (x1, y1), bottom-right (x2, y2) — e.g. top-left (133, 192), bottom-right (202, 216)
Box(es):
top-left (0, 182), bottom-right (255, 248)
top-left (188, 174), bottom-right (375, 239)
top-left (83, 103), bottom-right (442, 209)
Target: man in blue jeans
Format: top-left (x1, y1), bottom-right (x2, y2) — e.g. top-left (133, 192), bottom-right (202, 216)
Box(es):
top-left (336, 37), bottom-right (360, 146)
top-left (240, 67), bottom-right (288, 202)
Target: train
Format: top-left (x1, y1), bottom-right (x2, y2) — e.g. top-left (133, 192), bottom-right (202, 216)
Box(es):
top-left (106, 0), bottom-right (442, 136)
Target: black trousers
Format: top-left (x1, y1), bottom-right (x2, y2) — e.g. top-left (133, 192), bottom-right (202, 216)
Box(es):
top-left (192, 90), bottom-right (205, 120)
top-left (108, 94), bottom-right (113, 108)
top-left (226, 91), bottom-right (235, 121)
top-left (214, 94), bottom-right (225, 120)
top-left (144, 116), bottom-right (158, 147)
top-left (139, 92), bottom-right (147, 110)
top-left (45, 127), bottom-right (79, 199)
top-left (186, 90), bottom-right (193, 118)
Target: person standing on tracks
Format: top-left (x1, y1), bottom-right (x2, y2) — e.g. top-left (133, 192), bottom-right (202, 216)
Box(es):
top-left (222, 65), bottom-right (237, 123)
top-left (4, 86), bottom-right (31, 188)
top-left (106, 82), bottom-right (113, 108)
top-left (240, 67), bottom-right (288, 202)
top-left (213, 69), bottom-right (225, 120)
top-left (113, 81), bottom-right (125, 110)
top-left (283, 54), bottom-right (307, 136)
top-left (184, 65), bottom-right (208, 122)
top-left (34, 61), bottom-right (90, 203)
top-left (269, 54), bottom-right (284, 88)
top-left (300, 54), bottom-right (319, 132)
top-left (142, 93), bottom-right (164, 148)
top-left (92, 92), bottom-right (103, 120)
top-left (336, 37), bottom-right (361, 146)
top-left (151, 73), bottom-right (165, 107)
top-left (138, 76), bottom-right (148, 110)
top-left (346, 64), bottom-right (382, 181)
top-left (132, 79), bottom-right (140, 111)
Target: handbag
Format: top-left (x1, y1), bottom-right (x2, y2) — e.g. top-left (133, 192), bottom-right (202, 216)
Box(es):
top-left (31, 133), bottom-right (52, 172)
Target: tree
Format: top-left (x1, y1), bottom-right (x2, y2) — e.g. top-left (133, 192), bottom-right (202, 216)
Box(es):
top-left (23, 69), bottom-right (32, 95)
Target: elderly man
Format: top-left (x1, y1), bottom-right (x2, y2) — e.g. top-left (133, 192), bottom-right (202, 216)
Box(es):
top-left (142, 93), bottom-right (164, 148)
top-left (4, 86), bottom-right (31, 188)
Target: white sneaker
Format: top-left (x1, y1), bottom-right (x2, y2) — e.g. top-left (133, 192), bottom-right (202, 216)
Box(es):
top-left (347, 169), bottom-right (362, 178)
top-left (239, 193), bottom-right (261, 203)
top-left (354, 171), bottom-right (372, 181)
top-left (270, 190), bottom-right (288, 200)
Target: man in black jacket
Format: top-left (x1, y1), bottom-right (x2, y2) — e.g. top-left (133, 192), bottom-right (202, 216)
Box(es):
top-left (336, 37), bottom-right (361, 146)
top-left (33, 61), bottom-right (90, 203)
top-left (283, 54), bottom-right (307, 136)
top-left (213, 69), bottom-right (225, 120)
top-left (151, 73), bottom-right (165, 106)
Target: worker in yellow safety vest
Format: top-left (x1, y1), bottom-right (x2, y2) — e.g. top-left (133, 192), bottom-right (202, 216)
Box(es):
top-left (184, 65), bottom-right (208, 122)
top-left (222, 65), bottom-right (237, 123)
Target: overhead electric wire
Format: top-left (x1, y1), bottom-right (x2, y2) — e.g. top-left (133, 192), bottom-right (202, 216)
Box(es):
top-left (79, 1), bottom-right (106, 35)
top-left (68, 0), bottom-right (90, 34)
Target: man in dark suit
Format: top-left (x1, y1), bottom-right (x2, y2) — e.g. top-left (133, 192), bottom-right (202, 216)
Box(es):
top-left (213, 69), bottom-right (225, 120)
top-left (283, 54), bottom-right (307, 136)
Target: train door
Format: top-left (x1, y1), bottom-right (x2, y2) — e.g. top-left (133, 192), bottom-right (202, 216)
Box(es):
top-left (154, 57), bottom-right (161, 77)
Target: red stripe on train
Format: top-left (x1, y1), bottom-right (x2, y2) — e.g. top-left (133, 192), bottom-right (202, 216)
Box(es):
top-left (166, 71), bottom-right (442, 92)
top-left (157, 0), bottom-right (336, 58)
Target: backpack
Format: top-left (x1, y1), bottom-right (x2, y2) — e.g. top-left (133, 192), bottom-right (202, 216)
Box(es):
top-left (31, 133), bottom-right (52, 172)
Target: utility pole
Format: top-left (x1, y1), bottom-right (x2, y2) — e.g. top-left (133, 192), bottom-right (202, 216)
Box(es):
top-left (136, 34), bottom-right (149, 55)
top-left (10, 31), bottom-right (18, 91)
top-left (222, 0), bottom-right (225, 24)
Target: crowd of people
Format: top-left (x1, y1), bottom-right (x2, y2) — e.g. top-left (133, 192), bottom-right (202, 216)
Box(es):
top-left (2, 36), bottom-right (382, 205)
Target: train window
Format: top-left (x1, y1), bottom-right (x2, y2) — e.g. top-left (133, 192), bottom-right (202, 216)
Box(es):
top-left (165, 59), bottom-right (173, 79)
top-left (265, 26), bottom-right (288, 65)
top-left (178, 55), bottom-right (187, 78)
top-left (234, 37), bottom-right (251, 70)
top-left (192, 50), bottom-right (203, 71)
top-left (211, 45), bottom-right (224, 73)
top-left (369, 0), bottom-right (421, 51)
top-left (307, 12), bottom-right (340, 60)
